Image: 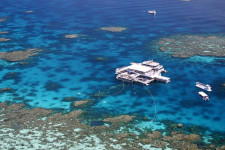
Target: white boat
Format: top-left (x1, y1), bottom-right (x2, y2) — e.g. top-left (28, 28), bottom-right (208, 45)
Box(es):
top-left (196, 82), bottom-right (212, 92)
top-left (198, 91), bottom-right (209, 101)
top-left (148, 10), bottom-right (156, 15)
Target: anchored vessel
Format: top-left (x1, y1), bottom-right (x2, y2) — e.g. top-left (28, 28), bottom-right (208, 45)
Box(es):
top-left (115, 60), bottom-right (170, 85)
top-left (196, 82), bottom-right (212, 92)
top-left (148, 10), bottom-right (156, 15)
top-left (198, 91), bottom-right (209, 101)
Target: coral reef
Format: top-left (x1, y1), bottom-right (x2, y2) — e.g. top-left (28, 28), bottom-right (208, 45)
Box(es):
top-left (74, 100), bottom-right (89, 107)
top-left (95, 57), bottom-right (107, 61)
top-left (162, 131), bottom-right (202, 149)
top-left (62, 96), bottom-right (77, 102)
top-left (0, 37), bottom-right (10, 42)
top-left (0, 17), bottom-right (6, 22)
top-left (64, 34), bottom-right (82, 39)
top-left (157, 35), bottom-right (225, 58)
top-left (0, 48), bottom-right (41, 62)
top-left (2, 72), bottom-right (21, 84)
top-left (103, 115), bottom-right (135, 124)
top-left (100, 27), bottom-right (127, 32)
top-left (217, 145), bottom-right (225, 150)
top-left (0, 31), bottom-right (8, 34)
top-left (44, 81), bottom-right (64, 92)
top-left (0, 87), bottom-right (13, 93)
top-left (0, 102), bottom-right (225, 149)
top-left (25, 10), bottom-right (34, 13)
top-left (211, 78), bottom-right (225, 99)
top-left (177, 123), bottom-right (183, 128)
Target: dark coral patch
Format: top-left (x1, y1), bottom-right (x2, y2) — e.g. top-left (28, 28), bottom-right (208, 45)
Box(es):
top-left (53, 97), bottom-right (59, 100)
top-left (211, 78), bottom-right (225, 99)
top-left (213, 117), bottom-right (221, 121)
top-left (62, 96), bottom-right (77, 102)
top-left (39, 66), bottom-right (53, 71)
top-left (203, 115), bottom-right (210, 119)
top-left (193, 112), bottom-right (199, 116)
top-left (48, 74), bottom-right (56, 78)
top-left (91, 121), bottom-right (105, 126)
top-left (158, 110), bottom-right (177, 115)
top-left (60, 78), bottom-right (70, 82)
top-left (44, 81), bottom-right (64, 92)
top-left (0, 87), bottom-right (13, 93)
top-left (2, 72), bottom-right (21, 84)
top-left (179, 99), bottom-right (213, 108)
top-left (27, 93), bottom-right (36, 96)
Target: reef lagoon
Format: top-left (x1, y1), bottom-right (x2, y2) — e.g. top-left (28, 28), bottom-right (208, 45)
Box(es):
top-left (0, 0), bottom-right (225, 149)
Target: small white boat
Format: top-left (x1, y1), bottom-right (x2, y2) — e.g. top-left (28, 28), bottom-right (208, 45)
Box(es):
top-left (148, 10), bottom-right (156, 15)
top-left (198, 91), bottom-right (209, 101)
top-left (196, 82), bottom-right (212, 92)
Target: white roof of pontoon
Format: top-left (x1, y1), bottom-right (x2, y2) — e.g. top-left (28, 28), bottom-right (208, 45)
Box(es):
top-left (143, 61), bottom-right (160, 67)
top-left (127, 63), bottom-right (152, 73)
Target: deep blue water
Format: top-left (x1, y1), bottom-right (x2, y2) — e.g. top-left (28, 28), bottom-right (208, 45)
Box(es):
top-left (0, 0), bottom-right (225, 132)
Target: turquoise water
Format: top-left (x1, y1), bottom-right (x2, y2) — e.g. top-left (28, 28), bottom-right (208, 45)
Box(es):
top-left (1, 0), bottom-right (225, 133)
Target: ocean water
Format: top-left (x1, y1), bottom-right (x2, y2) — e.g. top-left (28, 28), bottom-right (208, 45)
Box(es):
top-left (0, 0), bottom-right (225, 135)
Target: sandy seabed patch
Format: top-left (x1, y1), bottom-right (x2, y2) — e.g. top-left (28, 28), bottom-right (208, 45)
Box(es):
top-left (100, 27), bottom-right (127, 32)
top-left (0, 37), bottom-right (10, 42)
top-left (64, 34), bottom-right (84, 39)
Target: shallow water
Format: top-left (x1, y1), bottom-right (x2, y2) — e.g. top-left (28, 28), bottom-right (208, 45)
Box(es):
top-left (0, 0), bottom-right (225, 135)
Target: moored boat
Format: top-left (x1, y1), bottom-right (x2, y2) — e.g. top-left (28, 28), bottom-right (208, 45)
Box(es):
top-left (196, 82), bottom-right (212, 92)
top-left (198, 91), bottom-right (209, 101)
top-left (148, 10), bottom-right (156, 15)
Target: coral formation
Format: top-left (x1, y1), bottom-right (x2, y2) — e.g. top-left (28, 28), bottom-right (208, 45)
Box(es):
top-left (25, 10), bottom-right (34, 13)
top-left (74, 100), bottom-right (89, 107)
top-left (0, 37), bottom-right (10, 42)
top-left (0, 17), bottom-right (6, 22)
top-left (2, 72), bottom-right (21, 84)
top-left (0, 48), bottom-right (41, 62)
top-left (0, 87), bottom-right (13, 93)
top-left (100, 27), bottom-right (127, 32)
top-left (44, 81), bottom-right (64, 92)
top-left (95, 57), bottom-right (107, 61)
top-left (0, 102), bottom-right (225, 149)
top-left (0, 31), bottom-right (8, 34)
top-left (64, 34), bottom-right (82, 39)
top-left (177, 123), bottom-right (183, 128)
top-left (62, 96), bottom-right (77, 102)
top-left (157, 35), bottom-right (225, 58)
top-left (103, 115), bottom-right (135, 124)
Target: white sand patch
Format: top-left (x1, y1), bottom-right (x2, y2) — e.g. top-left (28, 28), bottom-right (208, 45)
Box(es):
top-left (74, 128), bottom-right (82, 132)
top-left (203, 135), bottom-right (213, 144)
top-left (110, 143), bottom-right (123, 149)
top-left (0, 127), bottom-right (129, 149)
top-left (188, 55), bottom-right (216, 63)
top-left (138, 143), bottom-right (172, 150)
top-left (0, 128), bottom-right (14, 133)
top-left (136, 121), bottom-right (166, 131)
top-left (69, 135), bottom-right (107, 150)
